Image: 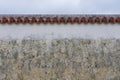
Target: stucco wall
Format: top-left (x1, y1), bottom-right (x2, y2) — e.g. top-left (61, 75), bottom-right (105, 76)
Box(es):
top-left (0, 40), bottom-right (120, 80)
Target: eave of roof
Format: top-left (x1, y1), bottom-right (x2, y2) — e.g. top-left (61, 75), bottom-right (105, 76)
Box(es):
top-left (0, 15), bottom-right (120, 24)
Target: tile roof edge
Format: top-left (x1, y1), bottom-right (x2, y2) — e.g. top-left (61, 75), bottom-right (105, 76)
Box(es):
top-left (0, 15), bottom-right (119, 24)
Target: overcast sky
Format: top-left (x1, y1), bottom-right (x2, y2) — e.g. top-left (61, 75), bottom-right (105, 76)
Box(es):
top-left (0, 0), bottom-right (119, 14)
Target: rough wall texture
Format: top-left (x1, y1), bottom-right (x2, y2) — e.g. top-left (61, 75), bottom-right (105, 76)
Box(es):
top-left (0, 40), bottom-right (120, 80)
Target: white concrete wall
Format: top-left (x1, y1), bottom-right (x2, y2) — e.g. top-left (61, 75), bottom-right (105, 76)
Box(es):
top-left (0, 24), bottom-right (120, 40)
top-left (0, 24), bottom-right (120, 80)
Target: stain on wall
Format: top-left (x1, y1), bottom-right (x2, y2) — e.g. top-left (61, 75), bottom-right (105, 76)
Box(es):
top-left (0, 40), bottom-right (120, 80)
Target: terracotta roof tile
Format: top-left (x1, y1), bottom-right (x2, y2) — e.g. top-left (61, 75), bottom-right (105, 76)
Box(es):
top-left (0, 15), bottom-right (120, 24)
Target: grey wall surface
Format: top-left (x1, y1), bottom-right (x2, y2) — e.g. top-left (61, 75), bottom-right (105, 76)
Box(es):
top-left (0, 40), bottom-right (120, 80)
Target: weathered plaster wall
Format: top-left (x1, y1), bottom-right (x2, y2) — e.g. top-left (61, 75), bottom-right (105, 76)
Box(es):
top-left (0, 40), bottom-right (120, 80)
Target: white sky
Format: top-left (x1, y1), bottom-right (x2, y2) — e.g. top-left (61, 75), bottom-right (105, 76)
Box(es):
top-left (0, 0), bottom-right (119, 14)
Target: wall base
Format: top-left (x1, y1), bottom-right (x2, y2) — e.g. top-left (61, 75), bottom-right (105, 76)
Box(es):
top-left (0, 40), bottom-right (120, 80)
